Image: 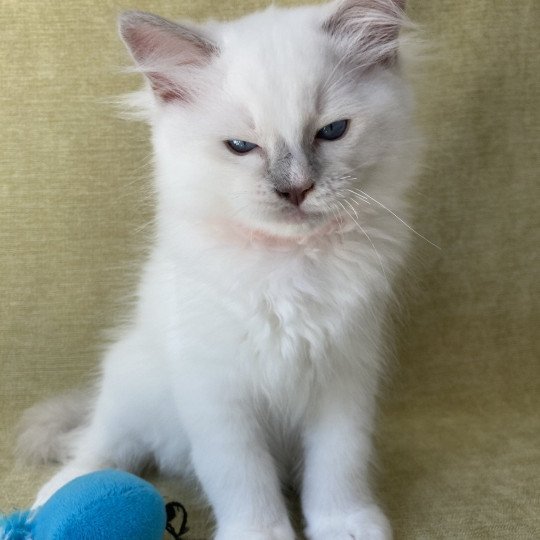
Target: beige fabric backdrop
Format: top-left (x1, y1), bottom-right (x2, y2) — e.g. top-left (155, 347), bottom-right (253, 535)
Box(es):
top-left (1, 1), bottom-right (538, 538)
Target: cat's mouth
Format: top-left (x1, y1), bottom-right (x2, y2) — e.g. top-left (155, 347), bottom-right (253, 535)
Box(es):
top-left (224, 194), bottom-right (340, 244)
top-left (280, 205), bottom-right (310, 222)
top-left (259, 204), bottom-right (341, 238)
top-left (268, 205), bottom-right (325, 232)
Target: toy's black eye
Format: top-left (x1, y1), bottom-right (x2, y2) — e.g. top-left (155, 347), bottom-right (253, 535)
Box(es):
top-left (315, 120), bottom-right (349, 141)
top-left (225, 139), bottom-right (258, 154)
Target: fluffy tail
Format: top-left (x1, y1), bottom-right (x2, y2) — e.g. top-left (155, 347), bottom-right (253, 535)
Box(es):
top-left (16, 389), bottom-right (93, 465)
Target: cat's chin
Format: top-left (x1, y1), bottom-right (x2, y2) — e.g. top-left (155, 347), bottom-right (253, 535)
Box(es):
top-left (229, 214), bottom-right (347, 247)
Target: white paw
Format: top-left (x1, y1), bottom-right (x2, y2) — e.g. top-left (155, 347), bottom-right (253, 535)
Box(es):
top-left (216, 521), bottom-right (296, 540)
top-left (33, 477), bottom-right (67, 509)
top-left (32, 465), bottom-right (97, 510)
top-left (306, 505), bottom-right (391, 540)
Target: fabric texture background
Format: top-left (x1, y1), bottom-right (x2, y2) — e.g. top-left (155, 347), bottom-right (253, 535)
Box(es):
top-left (1, 1), bottom-right (538, 538)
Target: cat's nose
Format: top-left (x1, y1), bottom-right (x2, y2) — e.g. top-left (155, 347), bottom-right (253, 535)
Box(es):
top-left (275, 183), bottom-right (314, 206)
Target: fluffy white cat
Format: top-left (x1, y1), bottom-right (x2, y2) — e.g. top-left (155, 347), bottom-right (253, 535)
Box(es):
top-left (21, 1), bottom-right (420, 538)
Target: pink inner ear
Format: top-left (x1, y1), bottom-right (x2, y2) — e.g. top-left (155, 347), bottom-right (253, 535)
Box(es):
top-left (120, 12), bottom-right (218, 102)
top-left (146, 72), bottom-right (190, 102)
top-left (123, 23), bottom-right (212, 67)
top-left (322, 0), bottom-right (406, 67)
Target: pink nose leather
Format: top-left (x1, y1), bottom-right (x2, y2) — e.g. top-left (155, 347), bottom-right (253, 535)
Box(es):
top-left (276, 183), bottom-right (314, 206)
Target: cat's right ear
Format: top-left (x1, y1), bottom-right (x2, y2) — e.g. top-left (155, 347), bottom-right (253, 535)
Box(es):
top-left (118, 11), bottom-right (219, 102)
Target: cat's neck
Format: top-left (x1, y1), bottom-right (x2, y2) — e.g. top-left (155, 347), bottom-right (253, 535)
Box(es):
top-left (156, 213), bottom-right (360, 256)
top-left (202, 216), bottom-right (357, 252)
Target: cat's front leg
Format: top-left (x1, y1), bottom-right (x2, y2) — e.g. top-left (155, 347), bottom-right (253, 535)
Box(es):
top-left (302, 381), bottom-right (391, 540)
top-left (181, 399), bottom-right (295, 540)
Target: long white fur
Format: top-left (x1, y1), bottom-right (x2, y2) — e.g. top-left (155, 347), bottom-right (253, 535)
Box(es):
top-left (24, 1), bottom-right (419, 539)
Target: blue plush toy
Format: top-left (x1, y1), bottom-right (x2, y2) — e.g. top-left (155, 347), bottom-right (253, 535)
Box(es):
top-left (0, 470), bottom-right (188, 540)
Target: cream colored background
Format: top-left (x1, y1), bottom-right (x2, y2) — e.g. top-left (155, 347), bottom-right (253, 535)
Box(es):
top-left (1, 1), bottom-right (538, 538)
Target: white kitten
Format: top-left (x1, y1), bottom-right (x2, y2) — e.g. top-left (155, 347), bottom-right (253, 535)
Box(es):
top-left (22, 1), bottom-right (419, 538)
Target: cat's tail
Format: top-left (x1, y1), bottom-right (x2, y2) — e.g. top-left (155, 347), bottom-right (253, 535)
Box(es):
top-left (16, 389), bottom-right (93, 465)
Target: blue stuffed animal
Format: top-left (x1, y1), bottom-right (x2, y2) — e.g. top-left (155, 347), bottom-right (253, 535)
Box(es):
top-left (0, 470), bottom-right (188, 539)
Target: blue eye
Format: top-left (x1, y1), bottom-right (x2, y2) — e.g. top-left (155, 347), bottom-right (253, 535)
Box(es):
top-left (225, 139), bottom-right (258, 154)
top-left (316, 119), bottom-right (349, 141)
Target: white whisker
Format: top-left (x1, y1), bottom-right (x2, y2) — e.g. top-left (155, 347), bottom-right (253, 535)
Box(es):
top-left (345, 188), bottom-right (370, 204)
top-left (328, 204), bottom-right (341, 232)
top-left (342, 198), bottom-right (359, 221)
top-left (331, 202), bottom-right (344, 230)
top-left (359, 190), bottom-right (441, 250)
top-left (336, 200), bottom-right (388, 281)
top-left (348, 194), bottom-right (371, 209)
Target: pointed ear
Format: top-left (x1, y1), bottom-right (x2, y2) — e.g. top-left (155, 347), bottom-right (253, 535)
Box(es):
top-left (322, 0), bottom-right (408, 68)
top-left (118, 11), bottom-right (219, 102)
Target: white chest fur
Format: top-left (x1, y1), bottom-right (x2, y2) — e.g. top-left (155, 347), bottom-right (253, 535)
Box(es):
top-left (138, 226), bottom-right (394, 411)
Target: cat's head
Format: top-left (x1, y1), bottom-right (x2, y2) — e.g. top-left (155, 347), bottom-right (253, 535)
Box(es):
top-left (119, 0), bottom-right (416, 241)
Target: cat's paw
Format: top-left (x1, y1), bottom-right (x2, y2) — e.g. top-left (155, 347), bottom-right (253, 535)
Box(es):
top-left (32, 465), bottom-right (98, 510)
top-left (305, 505), bottom-right (391, 540)
top-left (215, 521), bottom-right (296, 540)
top-left (33, 476), bottom-right (68, 509)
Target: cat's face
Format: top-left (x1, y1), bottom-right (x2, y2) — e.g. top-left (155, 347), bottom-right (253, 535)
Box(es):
top-left (120, 0), bottom-right (413, 239)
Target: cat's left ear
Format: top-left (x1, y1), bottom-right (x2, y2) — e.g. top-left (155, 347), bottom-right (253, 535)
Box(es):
top-left (322, 0), bottom-right (408, 68)
top-left (118, 11), bottom-right (219, 102)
